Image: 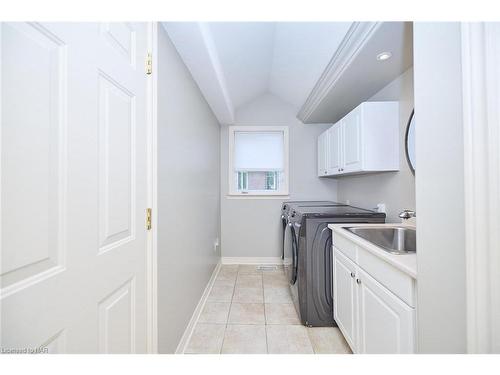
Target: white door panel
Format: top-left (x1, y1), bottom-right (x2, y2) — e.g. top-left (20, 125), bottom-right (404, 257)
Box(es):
top-left (317, 131), bottom-right (327, 176)
top-left (327, 123), bottom-right (342, 174)
top-left (1, 22), bottom-right (149, 353)
top-left (357, 268), bottom-right (415, 353)
top-left (98, 71), bottom-right (136, 253)
top-left (333, 249), bottom-right (357, 351)
top-left (1, 22), bottom-right (67, 291)
top-left (343, 110), bottom-right (362, 172)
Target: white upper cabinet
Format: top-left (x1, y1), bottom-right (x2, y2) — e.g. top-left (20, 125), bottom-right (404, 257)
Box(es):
top-left (326, 124), bottom-right (342, 174)
top-left (318, 101), bottom-right (399, 177)
top-left (317, 131), bottom-right (328, 176)
top-left (342, 109), bottom-right (362, 173)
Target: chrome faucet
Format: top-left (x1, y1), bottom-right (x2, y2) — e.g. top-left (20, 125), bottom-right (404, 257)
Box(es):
top-left (399, 210), bottom-right (417, 220)
top-left (399, 209), bottom-right (416, 220)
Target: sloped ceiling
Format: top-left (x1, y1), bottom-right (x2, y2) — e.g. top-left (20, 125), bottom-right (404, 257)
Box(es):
top-left (162, 22), bottom-right (352, 124)
top-left (208, 22), bottom-right (276, 109)
top-left (269, 22), bottom-right (352, 109)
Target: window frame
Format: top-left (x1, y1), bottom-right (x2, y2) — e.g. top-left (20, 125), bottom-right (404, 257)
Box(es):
top-left (228, 125), bottom-right (289, 197)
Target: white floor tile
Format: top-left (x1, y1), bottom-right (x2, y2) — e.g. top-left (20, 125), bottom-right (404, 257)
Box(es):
top-left (228, 303), bottom-right (266, 324)
top-left (265, 303), bottom-right (301, 325)
top-left (264, 286), bottom-right (292, 303)
top-left (207, 285), bottom-right (234, 302)
top-left (266, 325), bottom-right (314, 354)
top-left (198, 302), bottom-right (231, 324)
top-left (214, 271), bottom-right (237, 287)
top-left (236, 274), bottom-right (262, 288)
top-left (221, 324), bottom-right (267, 354)
top-left (263, 272), bottom-right (289, 288)
top-left (237, 265), bottom-right (263, 275)
top-left (233, 287), bottom-right (264, 303)
top-left (185, 264), bottom-right (353, 355)
top-left (185, 324), bottom-right (226, 354)
top-left (307, 327), bottom-right (352, 354)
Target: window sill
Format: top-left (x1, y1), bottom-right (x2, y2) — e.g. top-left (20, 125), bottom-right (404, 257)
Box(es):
top-left (226, 194), bottom-right (290, 200)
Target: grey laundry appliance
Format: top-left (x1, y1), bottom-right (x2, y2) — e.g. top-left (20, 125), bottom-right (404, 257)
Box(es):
top-left (284, 205), bottom-right (386, 327)
top-left (280, 201), bottom-right (343, 260)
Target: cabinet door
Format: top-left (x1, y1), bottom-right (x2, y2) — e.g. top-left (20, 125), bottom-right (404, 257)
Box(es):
top-left (317, 131), bottom-right (328, 176)
top-left (333, 249), bottom-right (358, 351)
top-left (342, 110), bottom-right (362, 173)
top-left (357, 268), bottom-right (415, 353)
top-left (327, 123), bottom-right (342, 174)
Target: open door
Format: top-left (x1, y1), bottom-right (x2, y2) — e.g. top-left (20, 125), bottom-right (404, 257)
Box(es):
top-left (1, 22), bottom-right (151, 353)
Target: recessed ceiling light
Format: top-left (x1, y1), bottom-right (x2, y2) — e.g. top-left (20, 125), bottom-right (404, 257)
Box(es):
top-left (376, 52), bottom-right (392, 61)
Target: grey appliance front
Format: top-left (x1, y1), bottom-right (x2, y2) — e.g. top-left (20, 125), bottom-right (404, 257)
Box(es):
top-left (290, 215), bottom-right (385, 327)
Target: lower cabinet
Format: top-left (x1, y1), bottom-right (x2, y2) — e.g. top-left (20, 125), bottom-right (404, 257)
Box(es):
top-left (333, 250), bottom-right (358, 349)
top-left (333, 248), bottom-right (416, 353)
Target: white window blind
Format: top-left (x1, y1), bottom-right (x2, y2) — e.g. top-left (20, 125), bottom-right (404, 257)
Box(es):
top-left (233, 131), bottom-right (284, 171)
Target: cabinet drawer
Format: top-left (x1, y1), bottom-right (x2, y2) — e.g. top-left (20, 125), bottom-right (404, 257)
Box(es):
top-left (333, 231), bottom-right (416, 308)
top-left (357, 249), bottom-right (416, 308)
top-left (332, 231), bottom-right (357, 262)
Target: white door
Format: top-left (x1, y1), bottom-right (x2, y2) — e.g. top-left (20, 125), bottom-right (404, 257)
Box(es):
top-left (333, 249), bottom-right (357, 351)
top-left (342, 110), bottom-right (362, 173)
top-left (1, 22), bottom-right (150, 353)
top-left (317, 131), bottom-right (328, 176)
top-left (357, 268), bottom-right (415, 353)
top-left (327, 123), bottom-right (342, 174)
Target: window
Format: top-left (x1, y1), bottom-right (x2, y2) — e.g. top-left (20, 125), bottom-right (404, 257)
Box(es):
top-left (229, 126), bottom-right (289, 196)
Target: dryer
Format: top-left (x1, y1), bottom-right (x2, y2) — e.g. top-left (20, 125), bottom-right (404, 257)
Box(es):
top-left (280, 201), bottom-right (342, 260)
top-left (285, 205), bottom-right (386, 327)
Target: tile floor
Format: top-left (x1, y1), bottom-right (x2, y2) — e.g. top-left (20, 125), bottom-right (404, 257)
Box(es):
top-left (185, 264), bottom-right (352, 354)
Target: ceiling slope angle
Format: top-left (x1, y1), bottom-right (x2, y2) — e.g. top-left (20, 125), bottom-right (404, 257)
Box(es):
top-left (163, 22), bottom-right (354, 125)
top-left (162, 22), bottom-right (236, 124)
top-left (207, 22), bottom-right (276, 110)
top-left (298, 22), bottom-right (413, 124)
top-left (269, 22), bottom-right (352, 109)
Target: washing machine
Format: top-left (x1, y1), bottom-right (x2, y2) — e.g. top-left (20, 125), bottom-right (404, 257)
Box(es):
top-left (280, 201), bottom-right (341, 260)
top-left (285, 205), bottom-right (386, 327)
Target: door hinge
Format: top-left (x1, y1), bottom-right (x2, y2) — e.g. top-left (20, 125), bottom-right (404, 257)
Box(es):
top-left (145, 52), bottom-right (152, 75)
top-left (146, 208), bottom-right (152, 230)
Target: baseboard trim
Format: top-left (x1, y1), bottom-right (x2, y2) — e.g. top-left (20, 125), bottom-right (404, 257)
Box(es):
top-left (174, 260), bottom-right (221, 354)
top-left (221, 257), bottom-right (283, 265)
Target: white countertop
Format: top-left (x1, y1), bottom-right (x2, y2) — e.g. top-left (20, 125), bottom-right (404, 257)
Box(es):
top-left (328, 223), bottom-right (417, 279)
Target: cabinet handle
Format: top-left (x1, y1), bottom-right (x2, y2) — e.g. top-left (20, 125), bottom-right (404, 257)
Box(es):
top-left (350, 272), bottom-right (355, 278)
top-left (356, 278), bottom-right (361, 284)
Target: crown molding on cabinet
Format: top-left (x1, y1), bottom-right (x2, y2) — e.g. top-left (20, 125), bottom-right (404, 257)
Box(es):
top-left (297, 22), bottom-right (413, 124)
top-left (297, 22), bottom-right (380, 122)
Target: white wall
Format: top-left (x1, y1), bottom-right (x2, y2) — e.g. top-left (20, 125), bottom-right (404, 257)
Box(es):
top-left (157, 25), bottom-right (221, 353)
top-left (220, 93), bottom-right (338, 259)
top-left (336, 68), bottom-right (416, 222)
top-left (413, 22), bottom-right (466, 353)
